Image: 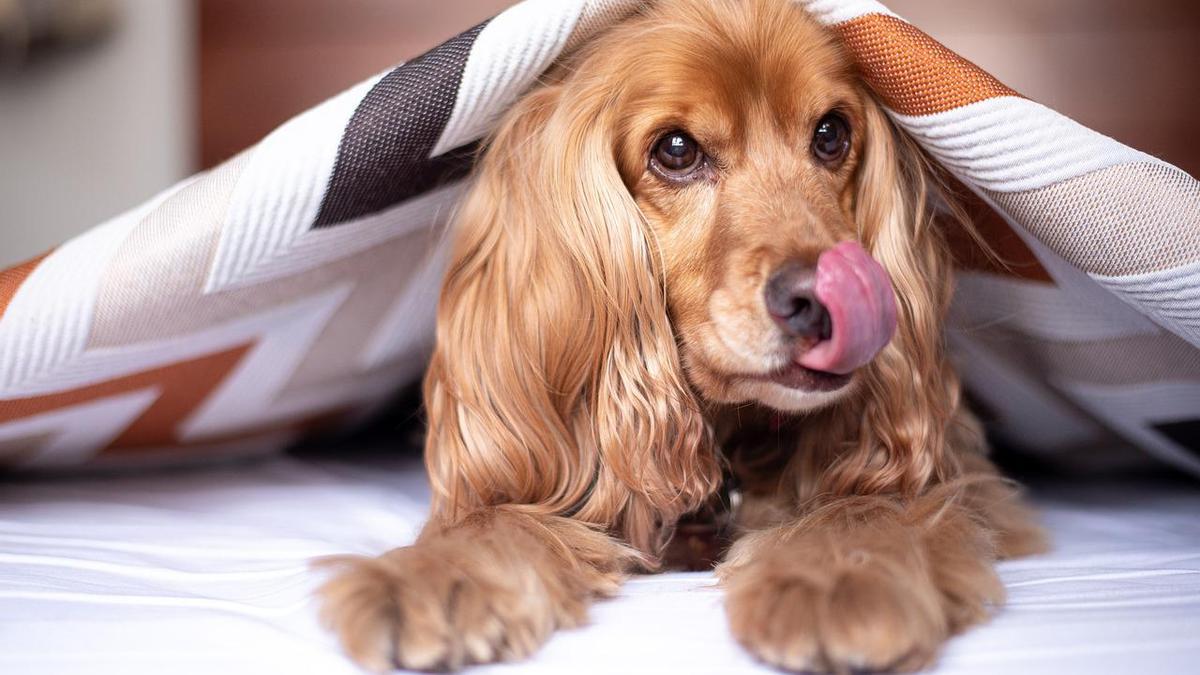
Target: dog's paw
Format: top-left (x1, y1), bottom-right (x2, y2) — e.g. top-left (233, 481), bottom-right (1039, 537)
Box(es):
top-left (725, 561), bottom-right (950, 673)
top-left (315, 545), bottom-right (560, 672)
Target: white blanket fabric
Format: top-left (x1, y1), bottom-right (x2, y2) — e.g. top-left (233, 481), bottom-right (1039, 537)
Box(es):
top-left (2, 454), bottom-right (1198, 674)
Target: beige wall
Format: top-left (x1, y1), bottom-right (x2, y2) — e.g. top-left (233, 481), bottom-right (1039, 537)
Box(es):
top-left (0, 1), bottom-right (195, 268)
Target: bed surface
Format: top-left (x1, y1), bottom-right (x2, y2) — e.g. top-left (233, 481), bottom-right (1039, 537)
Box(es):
top-left (2, 451), bottom-right (1199, 675)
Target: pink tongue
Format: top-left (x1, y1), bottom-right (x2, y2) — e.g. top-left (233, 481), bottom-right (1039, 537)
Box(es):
top-left (797, 241), bottom-right (897, 375)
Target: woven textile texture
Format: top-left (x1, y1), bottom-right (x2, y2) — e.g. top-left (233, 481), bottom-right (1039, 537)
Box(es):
top-left (0, 0), bottom-right (1196, 473)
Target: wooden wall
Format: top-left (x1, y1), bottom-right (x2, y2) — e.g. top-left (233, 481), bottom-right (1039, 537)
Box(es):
top-left (199, 0), bottom-right (1200, 175)
top-left (198, 0), bottom-right (510, 168)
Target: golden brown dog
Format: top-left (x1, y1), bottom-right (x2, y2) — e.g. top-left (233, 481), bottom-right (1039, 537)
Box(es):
top-left (319, 0), bottom-right (1046, 671)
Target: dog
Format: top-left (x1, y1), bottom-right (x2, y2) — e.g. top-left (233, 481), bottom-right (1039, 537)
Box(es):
top-left (318, 0), bottom-right (1046, 671)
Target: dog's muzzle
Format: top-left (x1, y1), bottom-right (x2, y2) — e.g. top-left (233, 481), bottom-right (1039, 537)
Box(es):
top-left (767, 242), bottom-right (897, 375)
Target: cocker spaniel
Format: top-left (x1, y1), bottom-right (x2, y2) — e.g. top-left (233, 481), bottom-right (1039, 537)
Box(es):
top-left (320, 0), bottom-right (1046, 671)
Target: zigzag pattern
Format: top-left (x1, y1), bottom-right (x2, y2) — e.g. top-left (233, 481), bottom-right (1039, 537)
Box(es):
top-left (0, 0), bottom-right (632, 469)
top-left (1, 0), bottom-right (1197, 473)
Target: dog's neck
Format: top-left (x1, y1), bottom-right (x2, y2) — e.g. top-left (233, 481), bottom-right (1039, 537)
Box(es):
top-left (708, 404), bottom-right (822, 490)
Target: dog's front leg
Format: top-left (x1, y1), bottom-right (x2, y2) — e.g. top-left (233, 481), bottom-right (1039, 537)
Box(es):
top-left (718, 477), bottom-right (1041, 673)
top-left (318, 506), bottom-right (640, 672)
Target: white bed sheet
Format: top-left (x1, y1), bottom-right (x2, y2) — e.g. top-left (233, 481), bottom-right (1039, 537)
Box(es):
top-left (2, 453), bottom-right (1199, 675)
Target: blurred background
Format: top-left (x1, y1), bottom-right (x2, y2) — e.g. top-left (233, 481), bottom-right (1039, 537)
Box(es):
top-left (1, 0), bottom-right (1198, 269)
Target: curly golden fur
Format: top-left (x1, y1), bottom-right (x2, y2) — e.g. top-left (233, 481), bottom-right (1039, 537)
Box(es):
top-left (319, 0), bottom-right (1046, 671)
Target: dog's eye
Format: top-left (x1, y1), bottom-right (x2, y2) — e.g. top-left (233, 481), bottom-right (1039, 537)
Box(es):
top-left (811, 113), bottom-right (851, 166)
top-left (651, 131), bottom-right (704, 177)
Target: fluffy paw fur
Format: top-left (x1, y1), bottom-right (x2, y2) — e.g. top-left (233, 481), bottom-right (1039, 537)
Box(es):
top-left (719, 489), bottom-right (1025, 673)
top-left (724, 552), bottom-right (954, 672)
top-left (316, 509), bottom-right (638, 672)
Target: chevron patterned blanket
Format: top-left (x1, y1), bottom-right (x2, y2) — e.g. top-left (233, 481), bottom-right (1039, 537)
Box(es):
top-left (1, 0), bottom-right (1197, 473)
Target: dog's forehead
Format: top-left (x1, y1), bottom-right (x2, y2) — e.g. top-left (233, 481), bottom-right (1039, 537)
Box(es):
top-left (620, 0), bottom-right (859, 141)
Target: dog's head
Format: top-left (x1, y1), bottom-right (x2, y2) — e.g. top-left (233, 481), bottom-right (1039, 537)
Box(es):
top-left (428, 0), bottom-right (960, 547)
top-left (605, 0), bottom-right (906, 413)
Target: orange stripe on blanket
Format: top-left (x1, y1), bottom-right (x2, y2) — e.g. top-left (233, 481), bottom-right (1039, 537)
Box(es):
top-left (0, 340), bottom-right (356, 462)
top-left (0, 250), bottom-right (52, 319)
top-left (835, 14), bottom-right (1019, 116)
top-left (0, 344), bottom-right (251, 452)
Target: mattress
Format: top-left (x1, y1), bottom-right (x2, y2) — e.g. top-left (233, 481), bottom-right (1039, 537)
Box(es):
top-left (2, 450), bottom-right (1198, 675)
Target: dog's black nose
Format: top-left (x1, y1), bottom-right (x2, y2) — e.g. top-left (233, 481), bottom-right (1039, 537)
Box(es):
top-left (764, 262), bottom-right (832, 340)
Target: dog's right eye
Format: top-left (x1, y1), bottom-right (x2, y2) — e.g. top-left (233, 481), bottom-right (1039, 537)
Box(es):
top-left (651, 131), bottom-right (704, 178)
top-left (811, 112), bottom-right (851, 166)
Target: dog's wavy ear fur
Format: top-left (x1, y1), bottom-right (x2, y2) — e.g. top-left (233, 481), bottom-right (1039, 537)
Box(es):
top-left (789, 97), bottom-right (971, 499)
top-left (423, 78), bottom-right (722, 556)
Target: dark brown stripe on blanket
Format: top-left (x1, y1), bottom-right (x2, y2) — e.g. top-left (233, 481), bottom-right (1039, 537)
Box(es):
top-left (312, 21), bottom-right (488, 228)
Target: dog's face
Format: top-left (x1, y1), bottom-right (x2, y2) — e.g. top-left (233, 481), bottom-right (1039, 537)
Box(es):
top-left (604, 1), bottom-right (896, 413)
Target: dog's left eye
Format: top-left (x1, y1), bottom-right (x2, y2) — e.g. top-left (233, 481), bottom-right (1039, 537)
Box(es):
top-left (651, 131), bottom-right (705, 179)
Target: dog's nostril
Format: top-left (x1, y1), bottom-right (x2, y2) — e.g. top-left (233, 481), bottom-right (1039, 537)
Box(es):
top-left (791, 299), bottom-right (832, 340)
top-left (765, 263), bottom-right (831, 341)
top-left (793, 298), bottom-right (817, 325)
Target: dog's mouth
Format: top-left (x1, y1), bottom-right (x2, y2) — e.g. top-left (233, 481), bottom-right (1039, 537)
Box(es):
top-left (758, 362), bottom-right (852, 392)
top-left (748, 242), bottom-right (895, 395)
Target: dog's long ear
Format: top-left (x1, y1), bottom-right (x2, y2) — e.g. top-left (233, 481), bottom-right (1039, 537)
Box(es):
top-left (813, 98), bottom-right (967, 495)
top-left (423, 80), bottom-right (720, 555)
